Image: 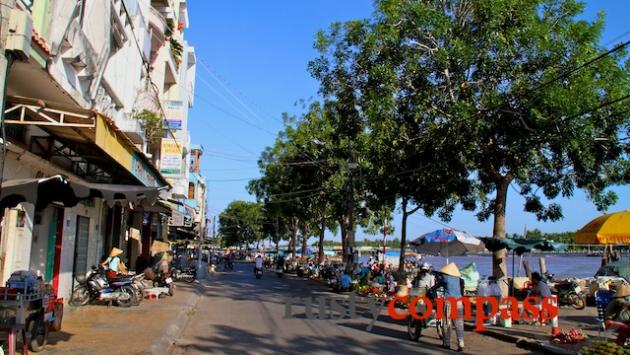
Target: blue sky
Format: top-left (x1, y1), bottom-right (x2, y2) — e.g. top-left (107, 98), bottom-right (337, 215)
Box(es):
top-left (186, 0), bottom-right (629, 240)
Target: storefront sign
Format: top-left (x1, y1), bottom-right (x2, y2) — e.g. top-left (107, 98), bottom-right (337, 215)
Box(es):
top-left (159, 139), bottom-right (182, 177)
top-left (131, 153), bottom-right (160, 187)
top-left (165, 119), bottom-right (182, 130)
top-left (169, 210), bottom-right (184, 226)
top-left (165, 100), bottom-right (184, 130)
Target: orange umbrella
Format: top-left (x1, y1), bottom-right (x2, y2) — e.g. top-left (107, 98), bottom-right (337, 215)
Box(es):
top-left (575, 210), bottom-right (630, 244)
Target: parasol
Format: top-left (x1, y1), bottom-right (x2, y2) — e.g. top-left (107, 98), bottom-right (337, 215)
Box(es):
top-left (409, 229), bottom-right (486, 263)
top-left (575, 210), bottom-right (630, 244)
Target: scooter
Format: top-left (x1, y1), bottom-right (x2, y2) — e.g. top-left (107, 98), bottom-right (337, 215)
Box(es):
top-left (70, 266), bottom-right (136, 307)
top-left (544, 272), bottom-right (585, 310)
top-left (153, 271), bottom-right (174, 296)
top-left (554, 279), bottom-right (586, 310)
top-left (172, 266), bottom-right (196, 283)
top-left (255, 266), bottom-right (264, 279)
top-left (407, 286), bottom-right (444, 341)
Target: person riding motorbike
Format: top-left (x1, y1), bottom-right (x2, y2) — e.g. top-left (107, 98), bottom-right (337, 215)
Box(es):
top-left (254, 254), bottom-right (264, 272)
top-left (415, 262), bottom-right (436, 290)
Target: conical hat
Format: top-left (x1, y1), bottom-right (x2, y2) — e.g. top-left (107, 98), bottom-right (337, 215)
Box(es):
top-left (109, 247), bottom-right (123, 257)
top-left (614, 284), bottom-right (630, 298)
top-left (439, 262), bottom-right (461, 277)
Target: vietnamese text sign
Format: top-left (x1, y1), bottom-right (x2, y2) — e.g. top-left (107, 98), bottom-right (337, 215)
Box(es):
top-left (165, 100), bottom-right (184, 130)
top-left (160, 138), bottom-right (182, 176)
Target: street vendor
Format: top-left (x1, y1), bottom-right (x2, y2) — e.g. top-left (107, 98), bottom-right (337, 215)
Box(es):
top-left (437, 263), bottom-right (465, 352)
top-left (605, 284), bottom-right (630, 322)
top-left (102, 248), bottom-right (127, 278)
top-left (604, 285), bottom-right (630, 346)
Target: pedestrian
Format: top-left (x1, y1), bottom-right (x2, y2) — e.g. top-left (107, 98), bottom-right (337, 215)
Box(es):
top-left (530, 271), bottom-right (559, 335)
top-left (438, 262), bottom-right (465, 352)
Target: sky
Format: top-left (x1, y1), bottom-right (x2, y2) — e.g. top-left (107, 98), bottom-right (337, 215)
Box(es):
top-left (185, 0), bottom-right (629, 240)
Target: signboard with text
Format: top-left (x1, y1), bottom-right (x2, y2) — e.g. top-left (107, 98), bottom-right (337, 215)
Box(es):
top-left (165, 100), bottom-right (184, 130)
top-left (159, 138), bottom-right (182, 176)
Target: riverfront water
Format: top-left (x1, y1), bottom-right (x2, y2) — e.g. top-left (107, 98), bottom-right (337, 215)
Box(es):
top-left (375, 252), bottom-right (606, 279)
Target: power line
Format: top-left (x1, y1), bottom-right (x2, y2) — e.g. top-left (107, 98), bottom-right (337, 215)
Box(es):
top-left (536, 39), bottom-right (630, 91)
top-left (198, 59), bottom-right (283, 125)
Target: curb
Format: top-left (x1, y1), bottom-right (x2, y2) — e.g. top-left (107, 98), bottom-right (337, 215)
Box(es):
top-left (152, 280), bottom-right (204, 355)
top-left (463, 323), bottom-right (575, 355)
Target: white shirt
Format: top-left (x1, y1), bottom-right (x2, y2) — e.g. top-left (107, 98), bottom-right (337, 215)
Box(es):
top-left (255, 257), bottom-right (263, 269)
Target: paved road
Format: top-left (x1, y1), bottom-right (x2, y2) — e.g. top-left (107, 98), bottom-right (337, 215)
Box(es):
top-left (172, 262), bottom-right (539, 355)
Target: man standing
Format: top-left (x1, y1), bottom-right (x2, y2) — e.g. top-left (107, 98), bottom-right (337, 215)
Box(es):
top-left (438, 263), bottom-right (465, 352)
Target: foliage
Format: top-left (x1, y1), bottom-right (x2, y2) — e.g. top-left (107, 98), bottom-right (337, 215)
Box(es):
top-left (170, 38), bottom-right (183, 67)
top-left (134, 109), bottom-right (163, 144)
top-left (309, 0), bottom-right (629, 281)
top-left (218, 200), bottom-right (264, 247)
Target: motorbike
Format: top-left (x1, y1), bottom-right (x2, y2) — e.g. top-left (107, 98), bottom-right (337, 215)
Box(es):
top-left (153, 271), bottom-right (174, 296)
top-left (543, 272), bottom-right (585, 310)
top-left (70, 266), bottom-right (136, 307)
top-left (407, 286), bottom-right (444, 341)
top-left (172, 266), bottom-right (196, 283)
top-left (554, 280), bottom-right (586, 310)
top-left (108, 273), bottom-right (145, 306)
top-left (255, 266), bottom-right (264, 279)
top-left (223, 259), bottom-right (234, 271)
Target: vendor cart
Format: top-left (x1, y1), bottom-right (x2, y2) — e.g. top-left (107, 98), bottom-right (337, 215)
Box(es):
top-left (0, 271), bottom-right (63, 355)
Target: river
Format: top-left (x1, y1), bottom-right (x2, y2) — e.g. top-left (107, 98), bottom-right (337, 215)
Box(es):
top-left (376, 252), bottom-right (606, 279)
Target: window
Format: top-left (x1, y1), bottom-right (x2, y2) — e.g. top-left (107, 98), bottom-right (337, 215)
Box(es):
top-left (188, 182), bottom-right (195, 199)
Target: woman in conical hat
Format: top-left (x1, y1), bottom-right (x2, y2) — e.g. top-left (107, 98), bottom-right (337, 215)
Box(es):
top-left (437, 262), bottom-right (465, 352)
top-left (439, 262), bottom-right (461, 278)
top-left (605, 284), bottom-right (630, 345)
top-left (109, 247), bottom-right (123, 257)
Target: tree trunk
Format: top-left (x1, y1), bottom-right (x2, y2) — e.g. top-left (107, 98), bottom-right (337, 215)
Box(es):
top-left (318, 220), bottom-right (325, 263)
top-left (289, 216), bottom-right (299, 259)
top-left (492, 178), bottom-right (510, 297)
top-left (340, 219), bottom-right (347, 263)
top-left (398, 197), bottom-right (409, 273)
top-left (300, 224), bottom-right (310, 257)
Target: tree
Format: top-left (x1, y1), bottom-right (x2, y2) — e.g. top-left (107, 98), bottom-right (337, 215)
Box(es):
top-left (377, 0), bottom-right (630, 292)
top-left (218, 201), bottom-right (263, 248)
top-left (315, 0), bottom-right (629, 292)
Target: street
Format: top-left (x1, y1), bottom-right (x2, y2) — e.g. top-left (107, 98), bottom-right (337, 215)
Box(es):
top-left (172, 263), bottom-right (539, 355)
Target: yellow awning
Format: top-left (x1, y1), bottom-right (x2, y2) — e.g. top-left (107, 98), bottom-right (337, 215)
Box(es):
top-left (575, 210), bottom-right (630, 244)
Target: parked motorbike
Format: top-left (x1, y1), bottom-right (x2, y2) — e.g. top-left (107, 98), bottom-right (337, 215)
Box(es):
top-left (108, 273), bottom-right (145, 306)
top-left (70, 266), bottom-right (136, 307)
top-left (255, 266), bottom-right (264, 279)
top-left (173, 266), bottom-right (196, 283)
top-left (543, 272), bottom-right (585, 310)
top-left (153, 271), bottom-right (174, 296)
top-left (554, 280), bottom-right (586, 310)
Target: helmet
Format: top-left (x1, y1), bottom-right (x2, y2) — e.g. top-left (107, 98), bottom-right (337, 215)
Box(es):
top-left (420, 262), bottom-right (432, 271)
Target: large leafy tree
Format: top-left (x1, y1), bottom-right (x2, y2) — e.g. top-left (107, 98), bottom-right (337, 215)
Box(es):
top-left (361, 0), bottom-right (629, 289)
top-left (218, 200), bottom-right (264, 248)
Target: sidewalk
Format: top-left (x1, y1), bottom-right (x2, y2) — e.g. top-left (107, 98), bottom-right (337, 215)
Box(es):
top-left (40, 281), bottom-right (203, 355)
top-left (466, 305), bottom-right (613, 354)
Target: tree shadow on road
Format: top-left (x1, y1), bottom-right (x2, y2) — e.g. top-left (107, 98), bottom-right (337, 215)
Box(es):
top-left (174, 324), bottom-right (444, 354)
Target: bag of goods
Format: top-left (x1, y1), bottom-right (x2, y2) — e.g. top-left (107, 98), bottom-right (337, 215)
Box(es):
top-left (551, 328), bottom-right (587, 344)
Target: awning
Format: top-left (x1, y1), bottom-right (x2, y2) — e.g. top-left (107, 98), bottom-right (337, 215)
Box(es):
top-left (141, 199), bottom-right (177, 214)
top-left (0, 175), bottom-right (159, 210)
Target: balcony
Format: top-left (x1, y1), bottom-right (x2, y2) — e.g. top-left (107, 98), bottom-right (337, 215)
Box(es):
top-left (148, 5), bottom-right (168, 40)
